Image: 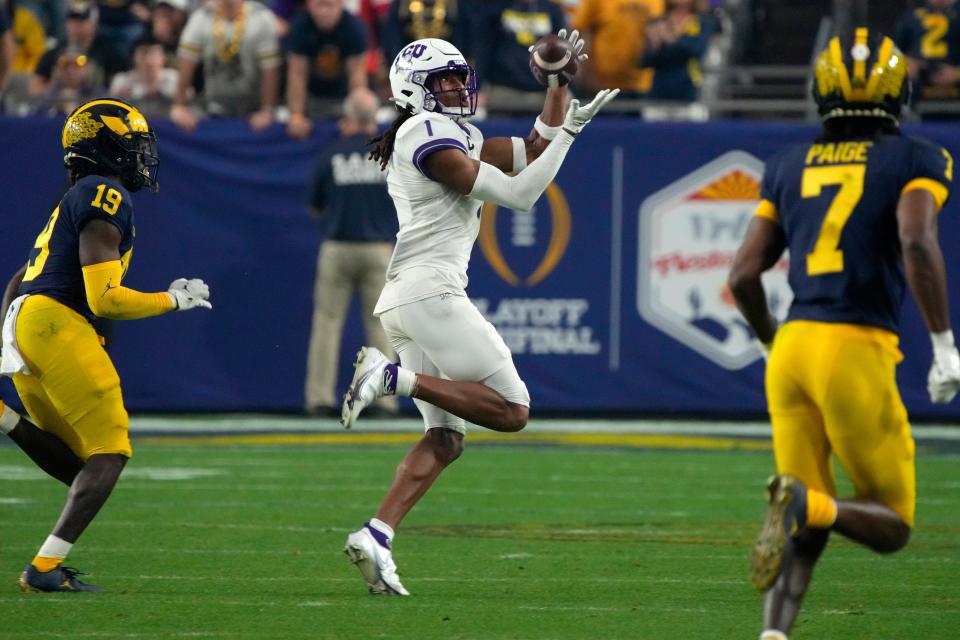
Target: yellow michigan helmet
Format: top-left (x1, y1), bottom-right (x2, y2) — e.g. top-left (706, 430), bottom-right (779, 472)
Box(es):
top-left (812, 28), bottom-right (910, 122)
top-left (62, 98), bottom-right (159, 191)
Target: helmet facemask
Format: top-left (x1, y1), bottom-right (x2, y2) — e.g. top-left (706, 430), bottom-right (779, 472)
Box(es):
top-left (416, 65), bottom-right (478, 123)
top-left (126, 130), bottom-right (159, 192)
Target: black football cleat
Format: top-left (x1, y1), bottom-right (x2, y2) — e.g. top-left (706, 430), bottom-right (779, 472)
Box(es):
top-left (19, 564), bottom-right (102, 593)
top-left (750, 474), bottom-right (808, 592)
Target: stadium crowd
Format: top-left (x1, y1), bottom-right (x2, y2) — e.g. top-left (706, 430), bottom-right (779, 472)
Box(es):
top-left (1, 1), bottom-right (959, 127)
top-left (0, 0), bottom-right (731, 127)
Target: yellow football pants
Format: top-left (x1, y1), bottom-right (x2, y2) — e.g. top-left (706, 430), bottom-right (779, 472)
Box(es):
top-left (766, 320), bottom-right (915, 526)
top-left (12, 295), bottom-right (131, 460)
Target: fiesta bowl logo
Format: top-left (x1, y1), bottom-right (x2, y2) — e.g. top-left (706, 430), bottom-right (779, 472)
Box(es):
top-left (478, 183), bottom-right (571, 287)
top-left (637, 151), bottom-right (792, 369)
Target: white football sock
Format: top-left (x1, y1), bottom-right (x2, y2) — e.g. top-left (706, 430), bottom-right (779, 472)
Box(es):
top-left (394, 368), bottom-right (416, 397)
top-left (368, 518), bottom-right (395, 540)
top-left (0, 402), bottom-right (21, 434)
top-left (37, 534), bottom-right (72, 559)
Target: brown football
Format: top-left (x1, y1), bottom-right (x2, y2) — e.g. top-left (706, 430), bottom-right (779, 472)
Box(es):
top-left (529, 34), bottom-right (578, 88)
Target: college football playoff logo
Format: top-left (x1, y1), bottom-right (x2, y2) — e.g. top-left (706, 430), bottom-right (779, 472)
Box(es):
top-left (478, 183), bottom-right (571, 287)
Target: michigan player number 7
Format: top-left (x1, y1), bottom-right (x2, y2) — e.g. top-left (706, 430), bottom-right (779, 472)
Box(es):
top-left (802, 163), bottom-right (866, 276)
top-left (728, 29), bottom-right (960, 640)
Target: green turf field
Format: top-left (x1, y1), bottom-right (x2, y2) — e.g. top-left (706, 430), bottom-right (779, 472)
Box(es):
top-left (1, 433), bottom-right (957, 639)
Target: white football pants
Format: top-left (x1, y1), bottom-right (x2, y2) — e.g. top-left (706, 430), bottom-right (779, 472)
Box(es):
top-left (379, 294), bottom-right (530, 434)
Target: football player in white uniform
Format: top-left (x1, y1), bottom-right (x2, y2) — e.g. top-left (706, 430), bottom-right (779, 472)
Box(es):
top-left (340, 33), bottom-right (617, 595)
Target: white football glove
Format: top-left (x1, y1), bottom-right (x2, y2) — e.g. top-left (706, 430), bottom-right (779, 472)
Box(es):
top-left (167, 278), bottom-right (212, 311)
top-left (562, 88), bottom-right (620, 135)
top-left (928, 331), bottom-right (960, 403)
top-left (528, 28), bottom-right (589, 63)
top-left (559, 29), bottom-right (588, 63)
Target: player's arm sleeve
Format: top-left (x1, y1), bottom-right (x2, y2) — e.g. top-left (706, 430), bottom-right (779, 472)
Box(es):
top-left (82, 260), bottom-right (175, 320)
top-left (73, 182), bottom-right (175, 320)
top-left (469, 131), bottom-right (576, 211)
top-left (902, 143), bottom-right (953, 211)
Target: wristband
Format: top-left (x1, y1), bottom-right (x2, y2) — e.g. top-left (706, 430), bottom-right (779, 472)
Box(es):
top-left (511, 137), bottom-right (527, 173)
top-left (534, 116), bottom-right (562, 140)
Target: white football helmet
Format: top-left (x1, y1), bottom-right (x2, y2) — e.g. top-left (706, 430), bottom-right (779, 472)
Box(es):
top-left (389, 38), bottom-right (478, 123)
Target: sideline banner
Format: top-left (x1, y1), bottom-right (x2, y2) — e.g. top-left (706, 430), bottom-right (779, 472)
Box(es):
top-left (1, 116), bottom-right (958, 417)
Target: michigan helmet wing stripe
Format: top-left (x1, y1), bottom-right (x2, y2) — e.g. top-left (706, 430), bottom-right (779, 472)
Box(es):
top-left (865, 36), bottom-right (896, 100)
top-left (78, 99), bottom-right (150, 132)
top-left (829, 37), bottom-right (854, 100)
top-left (100, 115), bottom-right (131, 137)
top-left (852, 27), bottom-right (869, 89)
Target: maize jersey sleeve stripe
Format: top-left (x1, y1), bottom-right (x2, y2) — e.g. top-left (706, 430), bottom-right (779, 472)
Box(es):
top-left (754, 198), bottom-right (779, 224)
top-left (901, 177), bottom-right (949, 210)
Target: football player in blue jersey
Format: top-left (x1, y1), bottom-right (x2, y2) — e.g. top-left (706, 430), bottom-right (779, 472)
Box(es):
top-left (0, 98), bottom-right (212, 592)
top-left (728, 29), bottom-right (960, 640)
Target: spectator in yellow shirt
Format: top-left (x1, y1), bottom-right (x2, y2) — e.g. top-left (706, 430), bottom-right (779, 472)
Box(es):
top-left (572, 0), bottom-right (664, 96)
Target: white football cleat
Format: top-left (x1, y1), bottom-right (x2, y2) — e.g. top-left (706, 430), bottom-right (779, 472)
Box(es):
top-left (344, 526), bottom-right (409, 596)
top-left (340, 347), bottom-right (392, 429)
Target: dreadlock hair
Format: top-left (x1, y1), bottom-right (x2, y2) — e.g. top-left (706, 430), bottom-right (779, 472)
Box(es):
top-left (369, 105), bottom-right (415, 171)
top-left (819, 116), bottom-right (900, 143)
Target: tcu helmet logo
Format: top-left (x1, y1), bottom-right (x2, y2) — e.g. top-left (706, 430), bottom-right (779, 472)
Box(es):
top-left (402, 43), bottom-right (427, 60)
top-left (637, 151), bottom-right (792, 370)
top-left (394, 43), bottom-right (428, 74)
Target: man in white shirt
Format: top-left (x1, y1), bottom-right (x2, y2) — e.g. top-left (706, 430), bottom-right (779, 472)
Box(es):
top-left (171, 0), bottom-right (281, 129)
